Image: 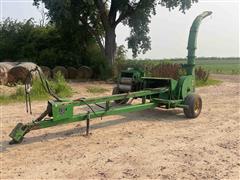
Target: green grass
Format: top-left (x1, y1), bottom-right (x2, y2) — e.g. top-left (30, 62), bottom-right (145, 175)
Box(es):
top-left (86, 86), bottom-right (109, 94)
top-left (196, 79), bottom-right (222, 87)
top-left (0, 72), bottom-right (73, 104)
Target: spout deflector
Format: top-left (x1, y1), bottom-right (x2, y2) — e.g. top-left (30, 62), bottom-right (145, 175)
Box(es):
top-left (186, 11), bottom-right (212, 76)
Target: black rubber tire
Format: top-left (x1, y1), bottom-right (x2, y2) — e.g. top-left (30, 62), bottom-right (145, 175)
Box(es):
top-left (112, 87), bottom-right (129, 104)
top-left (183, 94), bottom-right (202, 118)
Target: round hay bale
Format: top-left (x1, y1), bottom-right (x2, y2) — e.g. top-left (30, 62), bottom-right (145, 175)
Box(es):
top-left (0, 62), bottom-right (15, 69)
top-left (40, 66), bottom-right (52, 78)
top-left (0, 62), bottom-right (15, 85)
top-left (1, 60), bottom-right (19, 66)
top-left (8, 62), bottom-right (41, 84)
top-left (52, 66), bottom-right (68, 79)
top-left (78, 66), bottom-right (93, 79)
top-left (67, 66), bottom-right (78, 79)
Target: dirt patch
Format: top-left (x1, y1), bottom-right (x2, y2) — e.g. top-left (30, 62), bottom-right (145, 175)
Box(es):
top-left (210, 74), bottom-right (240, 83)
top-left (1, 76), bottom-right (239, 179)
top-left (70, 81), bottom-right (113, 99)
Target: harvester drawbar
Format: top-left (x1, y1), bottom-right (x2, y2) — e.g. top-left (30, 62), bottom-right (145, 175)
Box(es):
top-left (9, 11), bottom-right (212, 144)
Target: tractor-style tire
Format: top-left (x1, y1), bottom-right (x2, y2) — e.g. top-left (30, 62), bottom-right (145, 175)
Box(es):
top-left (183, 94), bottom-right (202, 118)
top-left (112, 87), bottom-right (129, 104)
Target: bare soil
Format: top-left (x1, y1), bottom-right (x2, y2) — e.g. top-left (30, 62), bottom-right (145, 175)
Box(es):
top-left (1, 75), bottom-right (240, 179)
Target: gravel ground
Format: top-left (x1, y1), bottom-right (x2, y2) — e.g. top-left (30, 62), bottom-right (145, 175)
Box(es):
top-left (1, 75), bottom-right (239, 179)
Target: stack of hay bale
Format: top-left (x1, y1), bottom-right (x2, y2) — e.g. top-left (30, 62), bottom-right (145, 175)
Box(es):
top-left (40, 66), bottom-right (52, 78)
top-left (8, 62), bottom-right (42, 85)
top-left (0, 61), bottom-right (94, 86)
top-left (52, 66), bottom-right (68, 79)
top-left (0, 62), bottom-right (15, 85)
top-left (77, 66), bottom-right (93, 80)
top-left (67, 67), bottom-right (78, 79)
top-left (52, 65), bottom-right (93, 80)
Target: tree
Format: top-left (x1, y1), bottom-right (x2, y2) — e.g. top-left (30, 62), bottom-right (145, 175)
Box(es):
top-left (0, 18), bottom-right (93, 67)
top-left (33, 0), bottom-right (198, 66)
top-left (0, 18), bottom-right (37, 60)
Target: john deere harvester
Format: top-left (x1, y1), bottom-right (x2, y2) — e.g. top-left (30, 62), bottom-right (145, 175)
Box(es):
top-left (9, 11), bottom-right (212, 144)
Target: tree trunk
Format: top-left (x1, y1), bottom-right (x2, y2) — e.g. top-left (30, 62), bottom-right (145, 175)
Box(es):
top-left (105, 27), bottom-right (116, 66)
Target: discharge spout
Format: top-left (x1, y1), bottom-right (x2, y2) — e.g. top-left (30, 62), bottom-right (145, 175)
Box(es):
top-left (186, 11), bottom-right (212, 76)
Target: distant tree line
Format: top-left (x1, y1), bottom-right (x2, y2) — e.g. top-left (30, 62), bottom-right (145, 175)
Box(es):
top-left (133, 57), bottom-right (240, 61)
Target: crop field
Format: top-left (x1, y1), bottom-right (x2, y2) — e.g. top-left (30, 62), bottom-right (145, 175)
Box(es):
top-left (125, 58), bottom-right (240, 75)
top-left (171, 58), bottom-right (240, 75)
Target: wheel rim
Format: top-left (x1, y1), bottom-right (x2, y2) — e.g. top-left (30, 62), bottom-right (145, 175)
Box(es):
top-left (194, 98), bottom-right (201, 114)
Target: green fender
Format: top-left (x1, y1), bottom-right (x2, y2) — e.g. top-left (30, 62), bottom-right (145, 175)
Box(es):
top-left (177, 75), bottom-right (194, 99)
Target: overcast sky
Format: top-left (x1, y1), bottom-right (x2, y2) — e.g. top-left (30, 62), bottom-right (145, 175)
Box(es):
top-left (0, 0), bottom-right (239, 59)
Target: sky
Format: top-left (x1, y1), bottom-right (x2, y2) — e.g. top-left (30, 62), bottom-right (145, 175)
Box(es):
top-left (0, 0), bottom-right (239, 59)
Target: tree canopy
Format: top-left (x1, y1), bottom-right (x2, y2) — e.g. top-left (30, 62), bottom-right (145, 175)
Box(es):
top-left (34, 0), bottom-right (198, 65)
top-left (0, 18), bottom-right (112, 78)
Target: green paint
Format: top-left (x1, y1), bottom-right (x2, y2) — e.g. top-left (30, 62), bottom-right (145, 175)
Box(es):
top-left (185, 11), bottom-right (212, 76)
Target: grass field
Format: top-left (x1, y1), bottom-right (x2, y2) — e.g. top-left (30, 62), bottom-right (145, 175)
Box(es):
top-left (170, 59), bottom-right (240, 75)
top-left (126, 58), bottom-right (240, 75)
